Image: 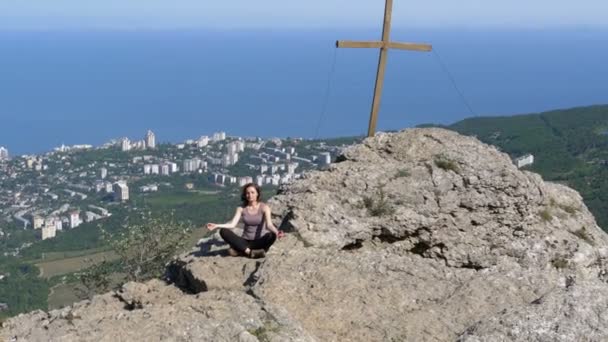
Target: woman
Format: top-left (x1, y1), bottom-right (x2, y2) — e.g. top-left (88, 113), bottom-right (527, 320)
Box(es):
top-left (206, 183), bottom-right (284, 258)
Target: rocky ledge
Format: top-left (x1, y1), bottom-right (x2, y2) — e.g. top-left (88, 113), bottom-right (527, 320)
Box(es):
top-left (4, 128), bottom-right (608, 341)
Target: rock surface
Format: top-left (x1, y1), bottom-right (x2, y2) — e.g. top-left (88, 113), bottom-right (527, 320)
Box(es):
top-left (4, 128), bottom-right (608, 341)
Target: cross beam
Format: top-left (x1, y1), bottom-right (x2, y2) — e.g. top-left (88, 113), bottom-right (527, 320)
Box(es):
top-left (336, 0), bottom-right (432, 137)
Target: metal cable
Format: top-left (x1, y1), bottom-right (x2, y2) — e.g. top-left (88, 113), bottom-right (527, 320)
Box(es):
top-left (314, 47), bottom-right (339, 139)
top-left (432, 48), bottom-right (477, 117)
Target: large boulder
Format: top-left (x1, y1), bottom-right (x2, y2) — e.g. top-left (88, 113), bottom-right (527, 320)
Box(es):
top-left (4, 128), bottom-right (608, 341)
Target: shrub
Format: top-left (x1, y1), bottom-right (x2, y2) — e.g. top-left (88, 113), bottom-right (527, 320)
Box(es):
top-left (551, 258), bottom-right (569, 269)
top-left (78, 212), bottom-right (191, 296)
top-left (394, 169), bottom-right (411, 178)
top-left (362, 187), bottom-right (395, 217)
top-left (572, 227), bottom-right (594, 245)
top-left (539, 209), bottom-right (553, 222)
top-left (561, 204), bottom-right (578, 215)
top-left (434, 157), bottom-right (459, 173)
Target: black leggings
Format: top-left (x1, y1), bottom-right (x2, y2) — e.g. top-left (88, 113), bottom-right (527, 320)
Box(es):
top-left (219, 228), bottom-right (276, 253)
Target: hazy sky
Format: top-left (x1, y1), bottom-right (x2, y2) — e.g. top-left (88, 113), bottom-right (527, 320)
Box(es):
top-left (0, 0), bottom-right (607, 30)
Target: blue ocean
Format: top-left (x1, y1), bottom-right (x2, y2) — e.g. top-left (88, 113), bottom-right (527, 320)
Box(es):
top-left (0, 29), bottom-right (607, 154)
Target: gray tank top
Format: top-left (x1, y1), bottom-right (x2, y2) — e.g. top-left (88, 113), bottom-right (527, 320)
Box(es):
top-left (241, 203), bottom-right (269, 240)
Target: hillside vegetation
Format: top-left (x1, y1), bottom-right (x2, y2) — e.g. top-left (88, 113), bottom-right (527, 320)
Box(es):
top-left (447, 105), bottom-right (608, 229)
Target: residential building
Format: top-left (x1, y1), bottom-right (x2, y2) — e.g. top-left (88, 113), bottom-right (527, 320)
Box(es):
top-left (121, 138), bottom-right (131, 152)
top-left (160, 164), bottom-right (170, 176)
top-left (113, 181), bottom-right (129, 202)
top-left (0, 147), bottom-right (8, 160)
top-left (212, 132), bottom-right (226, 142)
top-left (287, 163), bottom-right (298, 175)
top-left (514, 154), bottom-right (534, 168)
top-left (100, 167), bottom-right (108, 179)
top-left (319, 152), bottom-right (331, 165)
top-left (41, 224), bottom-right (56, 240)
top-left (255, 175), bottom-right (264, 186)
top-left (31, 215), bottom-right (44, 230)
top-left (197, 136), bottom-right (209, 147)
top-left (227, 142), bottom-right (238, 155)
top-left (146, 130), bottom-right (156, 149)
top-left (238, 176), bottom-right (254, 186)
top-left (69, 211), bottom-right (81, 229)
top-left (183, 158), bottom-right (202, 173)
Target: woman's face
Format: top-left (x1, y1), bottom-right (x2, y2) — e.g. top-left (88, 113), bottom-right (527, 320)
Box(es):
top-left (245, 186), bottom-right (259, 204)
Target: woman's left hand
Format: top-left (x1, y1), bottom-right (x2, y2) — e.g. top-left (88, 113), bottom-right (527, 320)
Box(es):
top-left (277, 231), bottom-right (285, 239)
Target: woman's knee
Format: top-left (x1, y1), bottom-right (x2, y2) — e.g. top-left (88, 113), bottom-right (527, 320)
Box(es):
top-left (219, 228), bottom-right (230, 240)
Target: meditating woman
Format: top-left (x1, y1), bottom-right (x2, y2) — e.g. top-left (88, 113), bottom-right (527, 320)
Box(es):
top-left (206, 183), bottom-right (284, 258)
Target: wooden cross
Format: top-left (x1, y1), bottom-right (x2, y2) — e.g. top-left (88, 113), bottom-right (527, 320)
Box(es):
top-left (337, 0), bottom-right (432, 137)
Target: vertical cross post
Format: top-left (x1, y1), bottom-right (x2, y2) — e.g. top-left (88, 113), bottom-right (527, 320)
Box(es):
top-left (337, 0), bottom-right (432, 137)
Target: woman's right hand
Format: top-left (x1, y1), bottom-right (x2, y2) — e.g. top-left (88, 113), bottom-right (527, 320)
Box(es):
top-left (206, 223), bottom-right (218, 231)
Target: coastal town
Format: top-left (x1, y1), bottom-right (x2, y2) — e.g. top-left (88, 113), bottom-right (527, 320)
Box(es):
top-left (0, 131), bottom-right (345, 248)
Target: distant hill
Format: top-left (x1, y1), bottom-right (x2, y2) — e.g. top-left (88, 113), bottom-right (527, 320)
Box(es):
top-left (445, 105), bottom-right (608, 230)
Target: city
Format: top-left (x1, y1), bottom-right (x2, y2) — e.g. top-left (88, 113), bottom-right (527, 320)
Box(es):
top-left (0, 130), bottom-right (346, 249)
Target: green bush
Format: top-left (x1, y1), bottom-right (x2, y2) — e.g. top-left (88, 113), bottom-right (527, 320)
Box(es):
top-left (434, 157), bottom-right (459, 173)
top-left (78, 212), bottom-right (191, 295)
top-left (572, 227), bottom-right (594, 245)
top-left (539, 209), bottom-right (553, 222)
top-left (394, 169), bottom-right (411, 178)
top-left (362, 187), bottom-right (395, 217)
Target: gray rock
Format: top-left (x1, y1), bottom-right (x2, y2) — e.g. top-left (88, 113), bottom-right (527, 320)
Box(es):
top-left (4, 128), bottom-right (608, 341)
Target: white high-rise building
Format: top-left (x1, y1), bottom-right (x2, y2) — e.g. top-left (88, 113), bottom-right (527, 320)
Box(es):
top-left (146, 130), bottom-right (156, 149)
top-left (54, 219), bottom-right (63, 231)
top-left (42, 224), bottom-right (56, 240)
top-left (113, 181), bottom-right (129, 202)
top-left (255, 175), bottom-right (264, 186)
top-left (222, 155), bottom-right (232, 167)
top-left (319, 152), bottom-right (331, 165)
top-left (238, 176), bottom-right (254, 187)
top-left (32, 216), bottom-right (44, 230)
top-left (100, 168), bottom-right (108, 179)
top-left (169, 162), bottom-right (178, 173)
top-left (121, 138), bottom-right (131, 152)
top-left (0, 146), bottom-right (8, 160)
top-left (69, 211), bottom-right (81, 229)
top-left (160, 164), bottom-right (170, 176)
top-left (230, 153), bottom-right (239, 165)
top-left (227, 143), bottom-right (238, 155)
top-left (197, 136), bottom-right (209, 148)
top-left (212, 132), bottom-right (226, 142)
top-left (183, 158), bottom-right (201, 173)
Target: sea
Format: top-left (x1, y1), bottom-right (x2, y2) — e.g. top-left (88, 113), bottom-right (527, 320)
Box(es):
top-left (0, 28), bottom-right (607, 155)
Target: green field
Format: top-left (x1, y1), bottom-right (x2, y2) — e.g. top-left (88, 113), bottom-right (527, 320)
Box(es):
top-left (144, 190), bottom-right (219, 207)
top-left (35, 250), bottom-right (118, 279)
top-left (37, 247), bottom-right (108, 263)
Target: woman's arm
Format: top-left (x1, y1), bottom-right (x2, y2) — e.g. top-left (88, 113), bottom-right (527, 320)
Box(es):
top-left (263, 205), bottom-right (284, 238)
top-left (206, 207), bottom-right (242, 230)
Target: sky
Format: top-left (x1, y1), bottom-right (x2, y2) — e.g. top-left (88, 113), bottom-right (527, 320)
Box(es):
top-left (0, 0), bottom-right (607, 30)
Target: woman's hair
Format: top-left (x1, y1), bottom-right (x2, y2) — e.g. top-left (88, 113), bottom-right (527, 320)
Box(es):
top-left (241, 183), bottom-right (262, 206)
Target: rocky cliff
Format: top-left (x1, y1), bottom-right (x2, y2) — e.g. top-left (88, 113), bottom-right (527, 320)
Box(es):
top-left (4, 128), bottom-right (608, 341)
